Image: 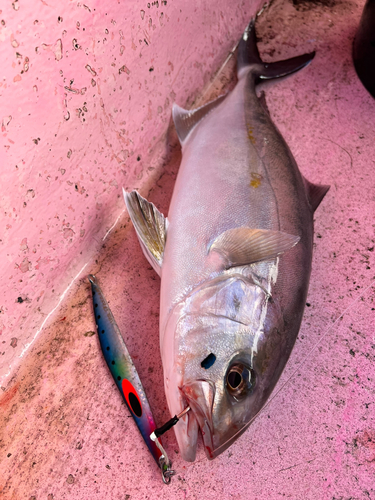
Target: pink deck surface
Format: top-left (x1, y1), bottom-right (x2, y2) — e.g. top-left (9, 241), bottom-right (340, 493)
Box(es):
top-left (1, 0), bottom-right (374, 499)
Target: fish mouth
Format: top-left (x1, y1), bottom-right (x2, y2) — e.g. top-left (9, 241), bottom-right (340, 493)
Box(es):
top-left (180, 380), bottom-right (215, 460)
top-left (180, 379), bottom-right (257, 460)
top-left (170, 392), bottom-right (199, 462)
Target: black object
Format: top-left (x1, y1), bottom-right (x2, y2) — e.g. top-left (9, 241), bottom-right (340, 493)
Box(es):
top-left (353, 0), bottom-right (375, 97)
top-left (152, 406), bottom-right (191, 438)
top-left (153, 415), bottom-right (180, 439)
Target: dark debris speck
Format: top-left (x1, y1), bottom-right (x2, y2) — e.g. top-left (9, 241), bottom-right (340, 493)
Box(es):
top-left (66, 474), bottom-right (75, 484)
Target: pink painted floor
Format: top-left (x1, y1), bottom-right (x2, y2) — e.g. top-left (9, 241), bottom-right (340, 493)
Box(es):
top-left (1, 0), bottom-right (374, 499)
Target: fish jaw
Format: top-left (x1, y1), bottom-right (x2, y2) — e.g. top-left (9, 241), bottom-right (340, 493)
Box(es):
top-left (181, 380), bottom-right (215, 459)
top-left (164, 376), bottom-right (199, 462)
top-left (161, 315), bottom-right (216, 461)
top-left (173, 404), bottom-right (200, 462)
top-left (161, 316), bottom-right (200, 462)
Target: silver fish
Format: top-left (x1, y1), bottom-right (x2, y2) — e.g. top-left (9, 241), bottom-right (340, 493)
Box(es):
top-left (124, 19), bottom-right (329, 462)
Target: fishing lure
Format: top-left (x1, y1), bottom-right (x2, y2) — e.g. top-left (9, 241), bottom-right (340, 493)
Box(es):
top-left (88, 274), bottom-right (174, 484)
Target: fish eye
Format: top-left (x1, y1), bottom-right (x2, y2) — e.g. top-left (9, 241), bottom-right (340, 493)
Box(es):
top-left (226, 363), bottom-right (255, 398)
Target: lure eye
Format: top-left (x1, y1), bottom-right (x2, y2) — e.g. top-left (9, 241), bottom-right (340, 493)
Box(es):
top-left (226, 363), bottom-right (255, 398)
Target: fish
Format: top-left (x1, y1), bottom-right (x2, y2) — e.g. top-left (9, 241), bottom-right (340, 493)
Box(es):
top-left (88, 275), bottom-right (174, 482)
top-left (123, 19), bottom-right (329, 462)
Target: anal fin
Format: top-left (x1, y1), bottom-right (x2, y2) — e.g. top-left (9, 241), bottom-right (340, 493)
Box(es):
top-left (123, 189), bottom-right (168, 276)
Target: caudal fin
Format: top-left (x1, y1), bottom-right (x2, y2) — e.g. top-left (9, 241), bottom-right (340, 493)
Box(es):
top-left (237, 19), bottom-right (315, 80)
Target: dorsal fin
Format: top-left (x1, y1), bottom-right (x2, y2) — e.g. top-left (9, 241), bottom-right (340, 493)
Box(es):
top-left (123, 189), bottom-right (168, 276)
top-left (208, 227), bottom-right (300, 270)
top-left (172, 95), bottom-right (226, 145)
top-left (303, 178), bottom-right (330, 212)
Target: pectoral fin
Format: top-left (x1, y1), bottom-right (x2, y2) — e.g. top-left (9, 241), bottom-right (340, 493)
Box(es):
top-left (209, 227), bottom-right (300, 269)
top-left (123, 189), bottom-right (168, 276)
top-left (172, 95), bottom-right (226, 145)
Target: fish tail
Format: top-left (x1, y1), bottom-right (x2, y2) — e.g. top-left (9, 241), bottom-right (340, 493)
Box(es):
top-left (237, 19), bottom-right (315, 80)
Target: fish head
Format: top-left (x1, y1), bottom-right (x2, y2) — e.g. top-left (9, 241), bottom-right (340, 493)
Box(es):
top-left (162, 272), bottom-right (288, 461)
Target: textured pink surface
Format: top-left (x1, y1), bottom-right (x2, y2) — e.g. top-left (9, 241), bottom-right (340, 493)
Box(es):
top-left (1, 0), bottom-right (375, 499)
top-left (0, 0), bottom-right (259, 386)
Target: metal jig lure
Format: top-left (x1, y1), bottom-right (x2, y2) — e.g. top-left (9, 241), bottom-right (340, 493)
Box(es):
top-left (88, 274), bottom-right (175, 484)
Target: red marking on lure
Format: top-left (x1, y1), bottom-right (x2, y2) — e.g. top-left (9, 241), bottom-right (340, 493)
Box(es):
top-left (122, 379), bottom-right (143, 418)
